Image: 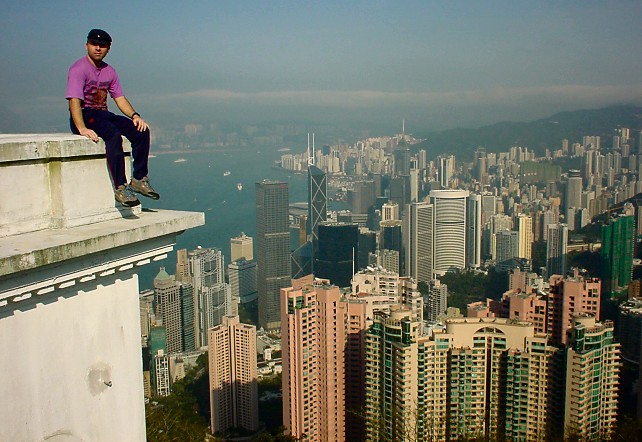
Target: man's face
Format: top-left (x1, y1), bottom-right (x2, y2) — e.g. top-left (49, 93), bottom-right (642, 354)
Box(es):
top-left (86, 40), bottom-right (110, 64)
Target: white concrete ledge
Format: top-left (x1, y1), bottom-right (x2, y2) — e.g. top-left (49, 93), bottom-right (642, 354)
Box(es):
top-left (0, 209), bottom-right (204, 278)
top-left (0, 134), bottom-right (136, 236)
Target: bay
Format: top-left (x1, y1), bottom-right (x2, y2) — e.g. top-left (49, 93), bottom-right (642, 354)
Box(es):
top-left (138, 147), bottom-right (307, 290)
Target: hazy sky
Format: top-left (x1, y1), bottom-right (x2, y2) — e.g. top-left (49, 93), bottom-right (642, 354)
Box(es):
top-left (2, 0), bottom-right (642, 133)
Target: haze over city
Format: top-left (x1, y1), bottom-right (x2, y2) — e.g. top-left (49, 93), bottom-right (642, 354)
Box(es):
top-left (2, 0), bottom-right (642, 133)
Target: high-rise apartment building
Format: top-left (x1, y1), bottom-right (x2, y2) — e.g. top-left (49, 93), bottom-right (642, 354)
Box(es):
top-left (188, 247), bottom-right (232, 348)
top-left (153, 267), bottom-right (195, 353)
top-left (517, 214), bottom-right (533, 260)
top-left (230, 232), bottom-right (253, 262)
top-left (208, 315), bottom-right (259, 435)
top-left (281, 282), bottom-right (357, 441)
top-left (495, 230), bottom-right (519, 271)
top-left (381, 201), bottom-right (400, 221)
top-left (546, 223), bottom-right (568, 278)
top-left (364, 314), bottom-right (562, 441)
top-left (256, 180), bottom-right (291, 331)
top-left (424, 279), bottom-right (448, 322)
top-left (564, 315), bottom-right (620, 439)
top-left (601, 214), bottom-right (635, 297)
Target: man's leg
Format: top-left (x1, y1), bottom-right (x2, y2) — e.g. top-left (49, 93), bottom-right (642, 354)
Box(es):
top-left (83, 109), bottom-right (140, 207)
top-left (84, 110), bottom-right (127, 189)
top-left (111, 115), bottom-right (150, 181)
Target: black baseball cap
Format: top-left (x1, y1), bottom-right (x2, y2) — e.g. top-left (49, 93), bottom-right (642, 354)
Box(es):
top-left (87, 29), bottom-right (112, 44)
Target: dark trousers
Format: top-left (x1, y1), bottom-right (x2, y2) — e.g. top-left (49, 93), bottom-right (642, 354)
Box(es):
top-left (70, 109), bottom-right (150, 189)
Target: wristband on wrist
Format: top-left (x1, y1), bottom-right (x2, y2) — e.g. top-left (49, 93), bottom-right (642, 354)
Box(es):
top-left (131, 112), bottom-right (140, 119)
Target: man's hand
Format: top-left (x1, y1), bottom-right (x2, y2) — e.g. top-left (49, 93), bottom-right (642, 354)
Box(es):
top-left (79, 127), bottom-right (99, 142)
top-left (132, 114), bottom-right (149, 132)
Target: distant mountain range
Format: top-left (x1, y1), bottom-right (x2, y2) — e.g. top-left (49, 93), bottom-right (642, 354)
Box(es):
top-left (415, 105), bottom-right (642, 161)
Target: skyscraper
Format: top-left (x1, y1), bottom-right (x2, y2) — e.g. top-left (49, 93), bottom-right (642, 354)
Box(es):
top-left (430, 190), bottom-right (469, 276)
top-left (313, 222), bottom-right (359, 288)
top-left (516, 214), bottom-right (533, 261)
top-left (256, 180), bottom-right (291, 331)
top-left (601, 214), bottom-right (635, 297)
top-left (404, 201), bottom-right (433, 282)
top-left (495, 230), bottom-right (519, 271)
top-left (564, 315), bottom-right (620, 439)
top-left (307, 165), bottom-right (327, 244)
top-left (228, 259), bottom-right (257, 304)
top-left (153, 267), bottom-right (195, 353)
top-left (188, 247), bottom-right (231, 348)
top-left (546, 223), bottom-right (568, 278)
top-left (282, 282), bottom-right (352, 441)
top-left (466, 193), bottom-right (482, 268)
top-left (208, 315), bottom-right (259, 434)
top-left (230, 232), bottom-right (253, 262)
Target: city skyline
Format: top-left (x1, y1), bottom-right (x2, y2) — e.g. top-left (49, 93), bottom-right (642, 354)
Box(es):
top-left (2, 1), bottom-right (642, 133)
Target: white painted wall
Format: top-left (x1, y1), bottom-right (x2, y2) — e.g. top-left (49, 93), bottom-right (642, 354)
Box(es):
top-left (0, 274), bottom-right (146, 442)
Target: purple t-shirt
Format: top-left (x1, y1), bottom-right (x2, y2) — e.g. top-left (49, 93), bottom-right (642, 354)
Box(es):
top-left (66, 56), bottom-right (124, 110)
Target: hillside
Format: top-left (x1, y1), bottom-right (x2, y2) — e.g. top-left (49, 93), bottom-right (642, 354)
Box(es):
top-left (415, 105), bottom-right (642, 160)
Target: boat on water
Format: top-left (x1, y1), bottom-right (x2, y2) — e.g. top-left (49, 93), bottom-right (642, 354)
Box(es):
top-left (174, 158), bottom-right (187, 163)
top-left (237, 183), bottom-right (243, 191)
top-left (278, 147), bottom-right (291, 152)
top-left (224, 170), bottom-right (231, 176)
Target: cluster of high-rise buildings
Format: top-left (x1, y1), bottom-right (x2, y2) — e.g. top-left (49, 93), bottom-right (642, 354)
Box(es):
top-left (140, 127), bottom-right (642, 440)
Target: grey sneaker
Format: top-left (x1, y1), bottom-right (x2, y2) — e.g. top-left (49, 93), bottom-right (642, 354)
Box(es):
top-left (114, 184), bottom-right (141, 207)
top-left (129, 176), bottom-right (160, 200)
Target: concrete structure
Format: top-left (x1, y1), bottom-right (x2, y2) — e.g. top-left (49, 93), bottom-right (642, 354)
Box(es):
top-left (0, 134), bottom-right (203, 441)
top-left (208, 315), bottom-right (259, 435)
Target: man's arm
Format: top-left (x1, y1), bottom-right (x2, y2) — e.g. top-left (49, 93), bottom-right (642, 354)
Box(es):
top-left (114, 96), bottom-right (149, 132)
top-left (68, 98), bottom-right (99, 142)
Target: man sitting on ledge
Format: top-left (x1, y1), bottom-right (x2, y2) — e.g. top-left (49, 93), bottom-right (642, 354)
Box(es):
top-left (66, 28), bottom-right (160, 207)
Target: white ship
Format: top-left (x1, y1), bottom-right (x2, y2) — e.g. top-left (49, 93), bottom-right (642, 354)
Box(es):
top-left (174, 158), bottom-right (187, 163)
top-left (223, 170), bottom-right (231, 176)
top-left (237, 183), bottom-right (243, 191)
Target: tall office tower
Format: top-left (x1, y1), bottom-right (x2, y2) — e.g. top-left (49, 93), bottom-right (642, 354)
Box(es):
top-left (381, 201), bottom-right (400, 221)
top-left (466, 193), bottom-right (482, 268)
top-left (364, 314), bottom-right (561, 442)
top-left (409, 168), bottom-right (419, 202)
top-left (474, 148), bottom-right (488, 183)
top-left (495, 230), bottom-right (519, 271)
top-left (307, 164), bottom-right (327, 244)
top-left (547, 272), bottom-right (601, 345)
top-left (481, 193), bottom-right (496, 225)
top-left (565, 315), bottom-right (620, 439)
top-left (230, 232), bottom-right (253, 262)
top-left (358, 229), bottom-right (377, 270)
top-left (394, 138), bottom-right (411, 177)
top-left (188, 247), bottom-right (231, 348)
top-left (601, 214), bottom-right (635, 297)
top-left (154, 268), bottom-right (195, 354)
top-left (208, 315), bottom-right (258, 434)
top-left (546, 223), bottom-right (568, 278)
top-left (542, 208), bottom-right (559, 241)
top-left (380, 219), bottom-right (403, 272)
top-left (389, 175), bottom-right (410, 210)
top-left (424, 279), bottom-right (448, 321)
top-left (439, 155), bottom-right (455, 188)
top-left (404, 201), bottom-right (434, 282)
top-left (516, 214), bottom-right (533, 260)
top-left (314, 222), bottom-right (359, 287)
top-left (565, 170), bottom-right (582, 208)
top-left (256, 180), bottom-right (291, 331)
top-left (618, 299), bottom-right (642, 365)
top-left (176, 248), bottom-right (190, 283)
top-left (349, 180), bottom-right (375, 215)
top-left (228, 259), bottom-right (257, 304)
top-left (430, 190), bottom-right (469, 276)
top-left (139, 290), bottom-right (155, 346)
top-left (282, 283), bottom-right (353, 441)
top-left (153, 349), bottom-right (171, 397)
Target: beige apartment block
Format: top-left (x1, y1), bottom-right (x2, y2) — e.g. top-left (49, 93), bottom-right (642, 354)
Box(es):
top-left (208, 315), bottom-right (259, 435)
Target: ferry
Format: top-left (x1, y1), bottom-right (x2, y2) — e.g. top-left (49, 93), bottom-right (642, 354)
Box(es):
top-left (224, 170), bottom-right (231, 176)
top-left (237, 183), bottom-right (243, 191)
top-left (174, 158), bottom-right (187, 163)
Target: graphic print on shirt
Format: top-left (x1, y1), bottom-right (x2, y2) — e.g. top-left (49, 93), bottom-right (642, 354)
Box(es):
top-left (83, 80), bottom-right (110, 110)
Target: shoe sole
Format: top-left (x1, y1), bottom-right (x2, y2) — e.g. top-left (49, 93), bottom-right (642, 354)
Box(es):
top-left (131, 189), bottom-right (160, 200)
top-left (116, 198), bottom-right (141, 207)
